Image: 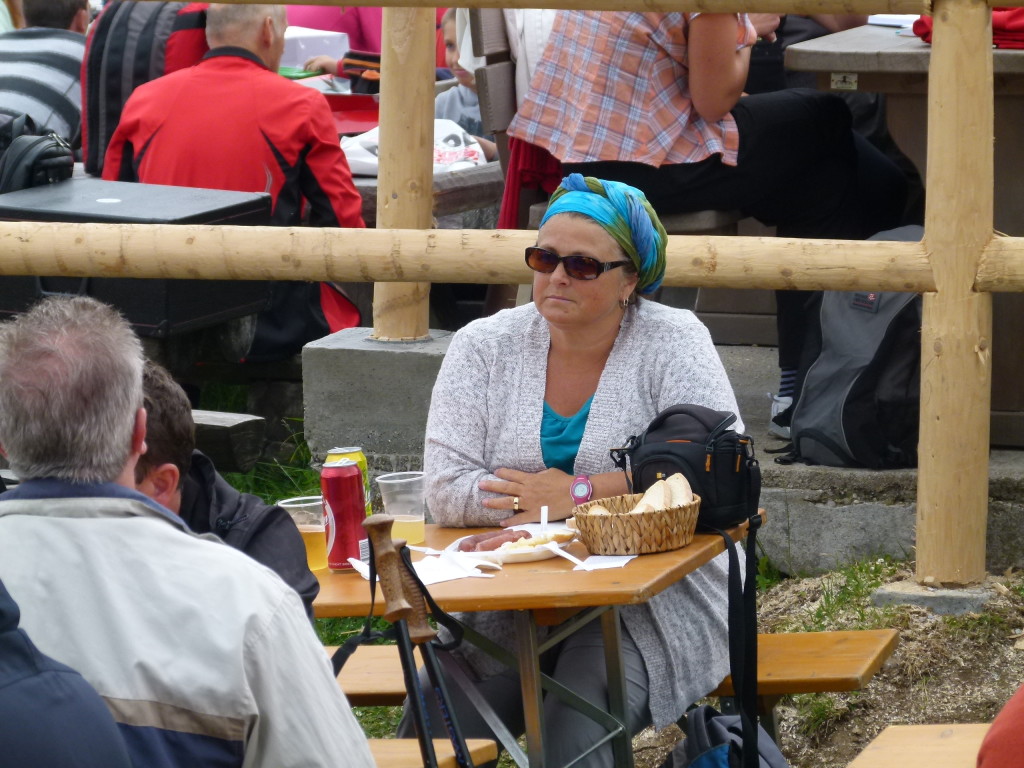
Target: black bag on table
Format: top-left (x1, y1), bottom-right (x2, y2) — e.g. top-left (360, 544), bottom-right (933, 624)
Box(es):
top-left (610, 404), bottom-right (761, 532)
top-left (0, 133), bottom-right (74, 194)
top-left (612, 405), bottom-right (783, 768)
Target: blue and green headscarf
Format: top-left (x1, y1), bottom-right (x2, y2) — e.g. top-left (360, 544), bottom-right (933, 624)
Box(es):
top-left (540, 174), bottom-right (667, 295)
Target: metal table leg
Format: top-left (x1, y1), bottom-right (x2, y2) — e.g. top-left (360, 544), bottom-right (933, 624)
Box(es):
top-left (515, 610), bottom-right (547, 767)
top-left (601, 607), bottom-right (634, 768)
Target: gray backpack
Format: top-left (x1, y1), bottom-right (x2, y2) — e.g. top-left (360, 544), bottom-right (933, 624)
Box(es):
top-left (787, 226), bottom-right (922, 469)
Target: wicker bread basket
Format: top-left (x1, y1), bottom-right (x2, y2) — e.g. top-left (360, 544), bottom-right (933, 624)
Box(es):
top-left (572, 492), bottom-right (701, 555)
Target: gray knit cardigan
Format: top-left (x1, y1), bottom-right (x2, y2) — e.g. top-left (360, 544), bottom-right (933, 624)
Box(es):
top-left (424, 300), bottom-right (744, 727)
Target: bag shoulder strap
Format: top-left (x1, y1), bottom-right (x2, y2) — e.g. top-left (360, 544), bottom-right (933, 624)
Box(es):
top-left (714, 512), bottom-right (762, 768)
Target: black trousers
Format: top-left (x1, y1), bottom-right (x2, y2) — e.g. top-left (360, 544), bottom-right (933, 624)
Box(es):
top-left (565, 89), bottom-right (910, 370)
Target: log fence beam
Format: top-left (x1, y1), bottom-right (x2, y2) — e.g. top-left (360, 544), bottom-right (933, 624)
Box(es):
top-left (371, 6), bottom-right (436, 341)
top-left (916, 0), bottom-right (993, 585)
top-left (0, 227), bottom-right (935, 291)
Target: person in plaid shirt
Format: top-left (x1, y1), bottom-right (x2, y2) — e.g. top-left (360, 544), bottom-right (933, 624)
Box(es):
top-left (510, 11), bottom-right (911, 438)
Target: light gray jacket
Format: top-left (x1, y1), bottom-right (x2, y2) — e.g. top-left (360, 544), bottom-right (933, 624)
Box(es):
top-left (425, 300), bottom-right (744, 727)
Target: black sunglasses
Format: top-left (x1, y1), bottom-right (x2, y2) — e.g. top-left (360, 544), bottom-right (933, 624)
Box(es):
top-left (525, 246), bottom-right (632, 281)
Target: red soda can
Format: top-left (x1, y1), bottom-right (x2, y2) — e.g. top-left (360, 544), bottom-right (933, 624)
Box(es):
top-left (322, 459), bottom-right (369, 572)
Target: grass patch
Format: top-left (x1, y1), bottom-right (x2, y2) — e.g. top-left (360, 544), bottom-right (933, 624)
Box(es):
top-left (776, 557), bottom-right (903, 633)
top-left (941, 611), bottom-right (1013, 644)
top-left (354, 706), bottom-right (404, 738)
top-left (756, 552), bottom-right (785, 592)
top-left (792, 692), bottom-right (861, 741)
top-left (197, 381), bottom-right (249, 413)
top-left (222, 424), bottom-right (320, 502)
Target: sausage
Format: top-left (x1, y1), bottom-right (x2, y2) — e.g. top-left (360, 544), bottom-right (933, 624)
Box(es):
top-left (473, 530), bottom-right (531, 552)
top-left (457, 531), bottom-right (508, 552)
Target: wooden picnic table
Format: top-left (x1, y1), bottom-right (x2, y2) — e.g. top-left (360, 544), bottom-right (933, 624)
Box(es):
top-left (786, 23), bottom-right (1024, 447)
top-left (352, 160), bottom-right (505, 226)
top-left (314, 517), bottom-right (761, 768)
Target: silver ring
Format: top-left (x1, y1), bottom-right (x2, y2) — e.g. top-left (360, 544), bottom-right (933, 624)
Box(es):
top-left (513, 496), bottom-right (520, 512)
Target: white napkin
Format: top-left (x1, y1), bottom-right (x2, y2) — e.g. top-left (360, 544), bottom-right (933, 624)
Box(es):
top-left (347, 551), bottom-right (497, 586)
top-left (573, 554), bottom-right (637, 571)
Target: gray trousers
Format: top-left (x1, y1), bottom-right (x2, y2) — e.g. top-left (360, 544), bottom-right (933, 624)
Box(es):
top-left (396, 617), bottom-right (652, 768)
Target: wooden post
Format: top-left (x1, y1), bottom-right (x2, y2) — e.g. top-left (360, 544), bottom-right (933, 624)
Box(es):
top-left (916, 0), bottom-right (993, 585)
top-left (371, 6), bottom-right (436, 341)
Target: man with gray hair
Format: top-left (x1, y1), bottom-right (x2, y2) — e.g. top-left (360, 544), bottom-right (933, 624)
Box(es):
top-left (103, 3), bottom-right (365, 362)
top-left (0, 296), bottom-right (375, 768)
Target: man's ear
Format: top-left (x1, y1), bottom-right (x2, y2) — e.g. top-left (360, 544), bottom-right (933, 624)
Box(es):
top-left (70, 7), bottom-right (89, 34)
top-left (132, 408), bottom-right (147, 459)
top-left (137, 463), bottom-right (181, 512)
top-left (260, 14), bottom-right (277, 49)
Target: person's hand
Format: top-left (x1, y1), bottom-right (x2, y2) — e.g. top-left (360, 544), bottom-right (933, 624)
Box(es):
top-left (304, 55), bottom-right (338, 75)
top-left (748, 13), bottom-right (782, 42)
top-left (478, 467), bottom-right (574, 526)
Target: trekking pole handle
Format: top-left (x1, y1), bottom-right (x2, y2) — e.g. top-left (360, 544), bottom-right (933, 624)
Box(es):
top-left (363, 515), bottom-right (412, 622)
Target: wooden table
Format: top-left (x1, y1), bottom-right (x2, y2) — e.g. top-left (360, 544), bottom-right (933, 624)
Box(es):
top-left (315, 519), bottom-right (759, 767)
top-left (786, 24), bottom-right (1024, 446)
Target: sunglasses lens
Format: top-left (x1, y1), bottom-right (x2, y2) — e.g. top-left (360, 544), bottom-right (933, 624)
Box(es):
top-left (563, 256), bottom-right (602, 280)
top-left (526, 247), bottom-right (558, 273)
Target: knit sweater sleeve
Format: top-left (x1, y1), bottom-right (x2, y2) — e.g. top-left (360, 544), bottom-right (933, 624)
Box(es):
top-left (647, 308), bottom-right (744, 431)
top-left (423, 322), bottom-right (509, 527)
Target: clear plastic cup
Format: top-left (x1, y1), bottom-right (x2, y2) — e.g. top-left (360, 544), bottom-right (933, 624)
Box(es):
top-left (375, 471), bottom-right (426, 545)
top-left (279, 495), bottom-right (328, 571)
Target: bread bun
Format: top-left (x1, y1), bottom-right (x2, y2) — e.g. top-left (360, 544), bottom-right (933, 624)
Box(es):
top-left (637, 480), bottom-right (668, 511)
top-left (587, 505), bottom-right (611, 516)
top-left (666, 473), bottom-right (694, 506)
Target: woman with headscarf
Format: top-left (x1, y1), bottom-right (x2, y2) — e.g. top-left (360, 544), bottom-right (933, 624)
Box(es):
top-left (408, 174), bottom-right (742, 766)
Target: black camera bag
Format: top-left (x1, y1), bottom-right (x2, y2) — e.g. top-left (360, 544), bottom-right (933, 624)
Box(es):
top-left (610, 404), bottom-right (761, 531)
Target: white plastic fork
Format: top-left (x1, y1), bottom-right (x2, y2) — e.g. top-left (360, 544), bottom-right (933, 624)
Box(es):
top-left (544, 542), bottom-right (587, 568)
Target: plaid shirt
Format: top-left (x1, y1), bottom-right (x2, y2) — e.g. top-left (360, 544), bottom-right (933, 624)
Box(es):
top-left (509, 12), bottom-right (756, 168)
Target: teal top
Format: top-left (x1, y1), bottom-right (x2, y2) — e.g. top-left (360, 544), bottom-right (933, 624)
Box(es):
top-left (540, 396), bottom-right (594, 474)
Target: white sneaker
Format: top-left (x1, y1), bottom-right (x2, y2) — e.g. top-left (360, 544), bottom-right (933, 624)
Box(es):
top-left (768, 393), bottom-right (793, 440)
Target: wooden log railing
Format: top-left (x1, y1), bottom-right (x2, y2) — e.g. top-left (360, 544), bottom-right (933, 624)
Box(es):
top-left (0, 0), bottom-right (1006, 586)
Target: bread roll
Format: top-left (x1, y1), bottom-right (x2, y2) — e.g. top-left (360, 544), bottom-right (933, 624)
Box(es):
top-left (587, 505), bottom-right (611, 516)
top-left (666, 473), bottom-right (694, 506)
top-left (637, 480), bottom-right (668, 511)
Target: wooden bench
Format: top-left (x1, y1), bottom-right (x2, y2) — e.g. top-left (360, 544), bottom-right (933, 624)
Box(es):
top-left (330, 628), bottom-right (900, 732)
top-left (846, 723), bottom-right (990, 768)
top-left (711, 628), bottom-right (899, 710)
top-left (368, 737), bottom-right (498, 767)
top-left (330, 644), bottom-right (409, 707)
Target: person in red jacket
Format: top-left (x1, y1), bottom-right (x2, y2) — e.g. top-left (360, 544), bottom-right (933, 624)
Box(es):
top-left (103, 2), bottom-right (365, 361)
top-left (978, 684), bottom-right (1024, 768)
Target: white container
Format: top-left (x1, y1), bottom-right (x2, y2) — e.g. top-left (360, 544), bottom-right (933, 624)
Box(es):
top-left (281, 27), bottom-right (349, 70)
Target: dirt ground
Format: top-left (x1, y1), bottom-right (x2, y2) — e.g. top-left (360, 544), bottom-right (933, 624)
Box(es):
top-left (630, 563), bottom-right (1024, 768)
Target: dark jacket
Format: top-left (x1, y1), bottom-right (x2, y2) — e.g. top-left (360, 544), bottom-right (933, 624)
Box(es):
top-left (0, 577), bottom-right (133, 767)
top-left (180, 450), bottom-right (319, 620)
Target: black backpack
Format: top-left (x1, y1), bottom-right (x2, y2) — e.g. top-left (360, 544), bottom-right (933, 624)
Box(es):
top-left (81, 1), bottom-right (209, 176)
top-left (788, 289), bottom-right (921, 469)
top-left (0, 113), bottom-right (39, 155)
top-left (784, 226), bottom-right (923, 470)
top-left (0, 133), bottom-right (74, 194)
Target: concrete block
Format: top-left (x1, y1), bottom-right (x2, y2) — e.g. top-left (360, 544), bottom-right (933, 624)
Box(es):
top-left (303, 327), bottom-right (453, 467)
top-left (871, 579), bottom-right (995, 615)
top-left (758, 489), bottom-right (916, 576)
